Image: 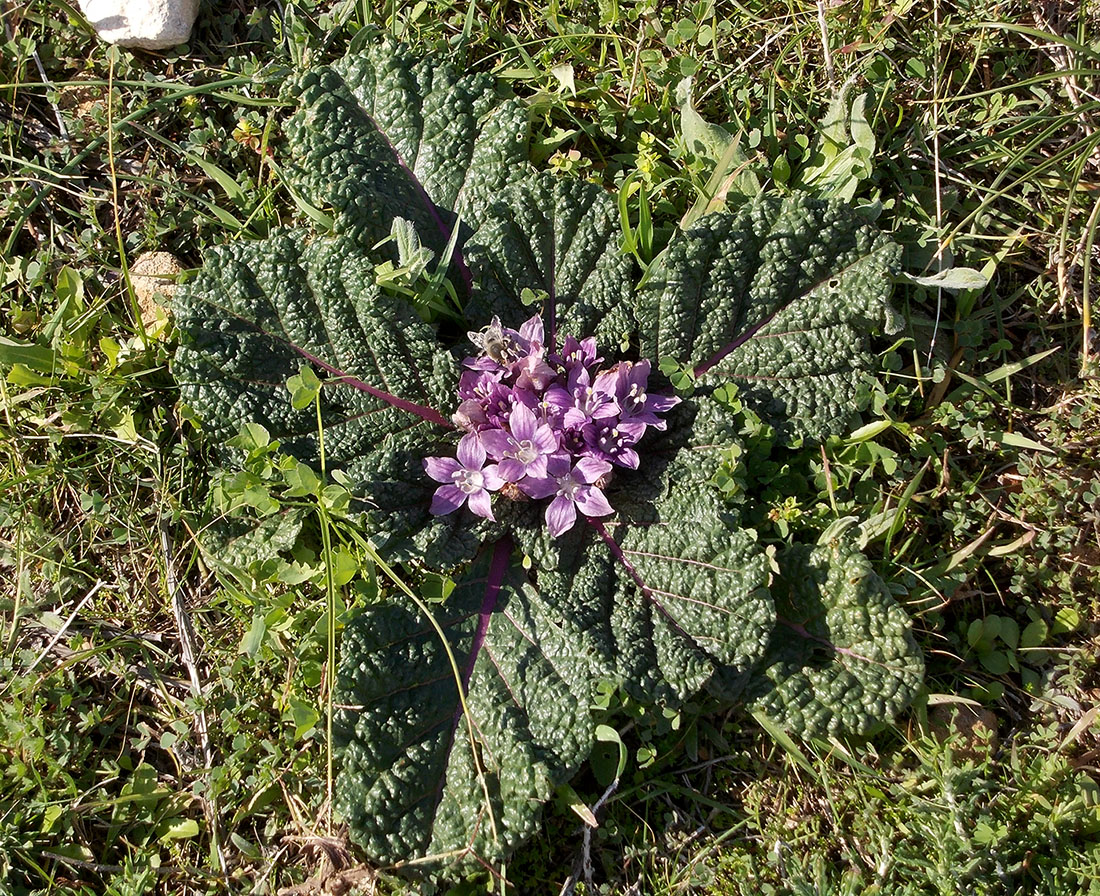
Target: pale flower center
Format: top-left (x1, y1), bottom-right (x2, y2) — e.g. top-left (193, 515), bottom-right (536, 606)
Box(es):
top-left (558, 474), bottom-right (580, 499)
top-left (514, 439), bottom-right (538, 464)
top-left (454, 469), bottom-right (484, 493)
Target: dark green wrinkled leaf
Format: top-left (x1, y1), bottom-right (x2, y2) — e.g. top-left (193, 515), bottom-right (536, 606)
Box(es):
top-left (638, 196), bottom-right (903, 442)
top-left (287, 36), bottom-right (529, 266)
top-left (201, 511), bottom-right (305, 575)
top-left (464, 172), bottom-right (636, 345)
top-left (519, 490), bottom-right (773, 708)
top-left (743, 540), bottom-right (924, 737)
top-left (174, 231), bottom-right (456, 480)
top-left (334, 542), bottom-right (599, 868)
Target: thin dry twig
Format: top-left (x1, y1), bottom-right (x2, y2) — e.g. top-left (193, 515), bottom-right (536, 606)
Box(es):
top-left (20, 580), bottom-right (103, 680)
top-left (815, 0), bottom-right (836, 90)
top-left (558, 777), bottom-right (621, 896)
top-left (161, 519), bottom-right (227, 875)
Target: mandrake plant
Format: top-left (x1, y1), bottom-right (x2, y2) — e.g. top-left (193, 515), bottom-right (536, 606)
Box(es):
top-left (174, 38), bottom-right (924, 875)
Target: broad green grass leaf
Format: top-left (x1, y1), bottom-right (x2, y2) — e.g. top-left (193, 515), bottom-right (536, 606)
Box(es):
top-left (677, 76), bottom-right (760, 209)
top-left (902, 267), bottom-right (990, 291)
top-left (0, 336), bottom-right (57, 372)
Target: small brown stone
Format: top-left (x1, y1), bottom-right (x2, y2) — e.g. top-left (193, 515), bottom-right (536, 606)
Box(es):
top-left (130, 251), bottom-right (183, 329)
top-left (929, 704), bottom-right (1000, 758)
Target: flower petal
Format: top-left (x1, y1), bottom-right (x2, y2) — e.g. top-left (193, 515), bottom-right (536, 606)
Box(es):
top-left (545, 494), bottom-right (577, 537)
top-left (430, 484), bottom-right (466, 516)
top-left (575, 485), bottom-right (613, 518)
top-left (480, 428), bottom-right (515, 460)
top-left (424, 456), bottom-right (461, 483)
top-left (518, 475), bottom-right (559, 500)
top-left (481, 464), bottom-right (505, 491)
top-left (533, 424), bottom-right (558, 454)
top-left (466, 488), bottom-right (495, 521)
top-left (613, 447), bottom-right (640, 470)
top-left (524, 455), bottom-right (548, 479)
top-left (563, 408), bottom-right (589, 429)
top-left (497, 459), bottom-right (526, 481)
top-left (545, 454), bottom-right (573, 479)
top-left (544, 386), bottom-right (573, 410)
top-left (574, 456), bottom-right (613, 484)
top-left (509, 402), bottom-right (536, 441)
top-left (519, 315), bottom-right (544, 347)
top-left (456, 432), bottom-right (486, 469)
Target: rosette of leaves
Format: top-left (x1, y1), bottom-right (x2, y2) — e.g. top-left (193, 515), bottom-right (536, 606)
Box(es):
top-left (174, 39), bottom-right (923, 874)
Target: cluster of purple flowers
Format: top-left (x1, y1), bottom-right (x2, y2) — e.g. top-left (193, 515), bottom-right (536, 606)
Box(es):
top-left (423, 315), bottom-right (679, 537)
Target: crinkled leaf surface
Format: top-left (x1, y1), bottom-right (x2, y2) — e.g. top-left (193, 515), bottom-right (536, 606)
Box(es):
top-left (173, 230), bottom-right (488, 565)
top-left (743, 540), bottom-right (924, 737)
top-left (638, 196), bottom-right (903, 442)
top-left (287, 36), bottom-right (529, 267)
top-left (174, 41), bottom-right (925, 877)
top-left (464, 172), bottom-right (636, 346)
top-left (519, 489), bottom-right (774, 708)
top-left (334, 541), bottom-right (599, 867)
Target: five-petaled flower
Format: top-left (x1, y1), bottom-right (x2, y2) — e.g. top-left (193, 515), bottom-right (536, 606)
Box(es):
top-left (480, 403), bottom-right (558, 481)
top-left (519, 455), bottom-right (614, 537)
top-left (423, 432), bottom-right (503, 521)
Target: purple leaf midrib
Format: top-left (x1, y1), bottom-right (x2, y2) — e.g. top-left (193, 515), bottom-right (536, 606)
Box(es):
top-left (428, 538), bottom-right (514, 829)
top-left (294, 345), bottom-right (452, 428)
top-left (589, 520), bottom-right (699, 645)
top-left (194, 287), bottom-right (452, 429)
top-left (693, 309), bottom-right (778, 378)
top-left (462, 537), bottom-right (514, 691)
top-left (777, 615), bottom-right (881, 665)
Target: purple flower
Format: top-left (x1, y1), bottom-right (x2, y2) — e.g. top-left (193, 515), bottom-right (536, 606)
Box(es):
top-left (464, 316), bottom-right (521, 371)
top-left (465, 314), bottom-right (545, 372)
top-left (582, 420), bottom-right (643, 470)
top-left (545, 367), bottom-right (618, 429)
top-left (430, 314), bottom-right (682, 539)
top-left (520, 455), bottom-right (614, 537)
top-left (517, 314), bottom-right (545, 352)
top-left (600, 360), bottom-right (680, 430)
top-left (452, 399), bottom-right (488, 432)
top-left (458, 369), bottom-right (502, 402)
top-left (552, 335), bottom-right (601, 373)
top-left (481, 403), bottom-right (559, 481)
top-left (510, 352), bottom-right (557, 392)
top-left (424, 433), bottom-right (504, 521)
top-left (483, 381), bottom-right (538, 428)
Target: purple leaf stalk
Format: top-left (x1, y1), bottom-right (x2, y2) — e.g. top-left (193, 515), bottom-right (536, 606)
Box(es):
top-left (423, 315), bottom-right (680, 536)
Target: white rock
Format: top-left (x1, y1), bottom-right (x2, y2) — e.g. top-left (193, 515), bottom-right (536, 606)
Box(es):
top-left (78, 0), bottom-right (200, 49)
